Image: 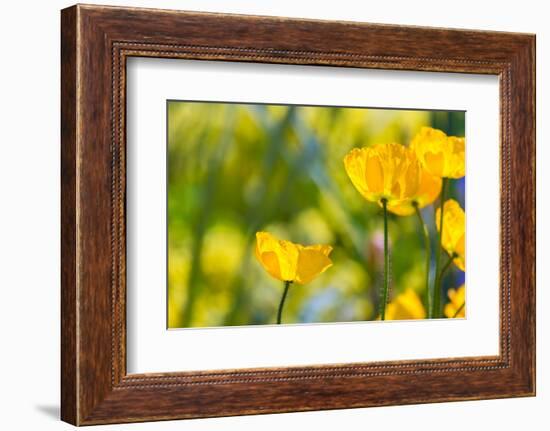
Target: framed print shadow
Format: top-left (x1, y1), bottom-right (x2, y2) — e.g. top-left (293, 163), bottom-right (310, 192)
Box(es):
top-left (61, 4), bottom-right (535, 426)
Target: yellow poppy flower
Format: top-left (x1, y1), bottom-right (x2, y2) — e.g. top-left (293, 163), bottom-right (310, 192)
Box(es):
top-left (411, 127), bottom-right (465, 179)
top-left (254, 231), bottom-right (333, 285)
top-left (444, 285), bottom-right (466, 318)
top-left (436, 199), bottom-right (466, 271)
top-left (387, 167), bottom-right (442, 216)
top-left (384, 288), bottom-right (426, 320)
top-left (344, 143), bottom-right (421, 207)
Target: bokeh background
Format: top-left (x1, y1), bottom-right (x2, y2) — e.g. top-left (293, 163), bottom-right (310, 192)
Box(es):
top-left (167, 101), bottom-right (465, 328)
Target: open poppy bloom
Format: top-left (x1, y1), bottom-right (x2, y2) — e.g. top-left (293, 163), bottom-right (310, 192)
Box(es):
top-left (444, 285), bottom-right (466, 318)
top-left (384, 288), bottom-right (426, 320)
top-left (436, 199), bottom-right (466, 271)
top-left (254, 231), bottom-right (333, 285)
top-left (387, 167), bottom-right (442, 216)
top-left (343, 143), bottom-right (421, 207)
top-left (411, 127), bottom-right (465, 179)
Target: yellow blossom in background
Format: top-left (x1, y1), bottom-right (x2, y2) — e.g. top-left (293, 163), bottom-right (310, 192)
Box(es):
top-left (444, 285), bottom-right (466, 318)
top-left (254, 231), bottom-right (333, 285)
top-left (344, 143), bottom-right (421, 207)
top-left (200, 225), bottom-right (245, 278)
top-left (411, 127), bottom-right (465, 179)
top-left (385, 288), bottom-right (426, 320)
top-left (387, 167), bottom-right (442, 216)
top-left (436, 199), bottom-right (466, 271)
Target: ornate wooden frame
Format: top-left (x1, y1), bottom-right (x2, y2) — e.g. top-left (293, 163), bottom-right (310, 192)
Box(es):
top-left (61, 4), bottom-right (535, 425)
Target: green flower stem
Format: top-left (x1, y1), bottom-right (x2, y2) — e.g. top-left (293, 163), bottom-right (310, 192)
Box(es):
top-left (453, 302), bottom-right (466, 318)
top-left (414, 202), bottom-right (431, 318)
top-left (435, 253), bottom-right (455, 317)
top-left (440, 253), bottom-right (455, 280)
top-left (277, 281), bottom-right (292, 324)
top-left (380, 198), bottom-right (390, 321)
top-left (433, 177), bottom-right (448, 318)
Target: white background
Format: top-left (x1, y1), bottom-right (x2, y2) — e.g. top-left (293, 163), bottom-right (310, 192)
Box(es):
top-left (127, 59), bottom-right (499, 373)
top-left (0, 0), bottom-right (546, 430)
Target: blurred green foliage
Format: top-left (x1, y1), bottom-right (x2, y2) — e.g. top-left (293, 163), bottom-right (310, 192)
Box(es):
top-left (167, 101), bottom-right (465, 328)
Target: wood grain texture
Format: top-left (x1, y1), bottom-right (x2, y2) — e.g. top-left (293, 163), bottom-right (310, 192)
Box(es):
top-left (60, 5), bottom-right (78, 425)
top-left (60, 4), bottom-right (536, 425)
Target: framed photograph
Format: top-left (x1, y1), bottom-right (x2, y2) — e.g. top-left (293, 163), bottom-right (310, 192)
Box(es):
top-left (61, 4), bottom-right (535, 425)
